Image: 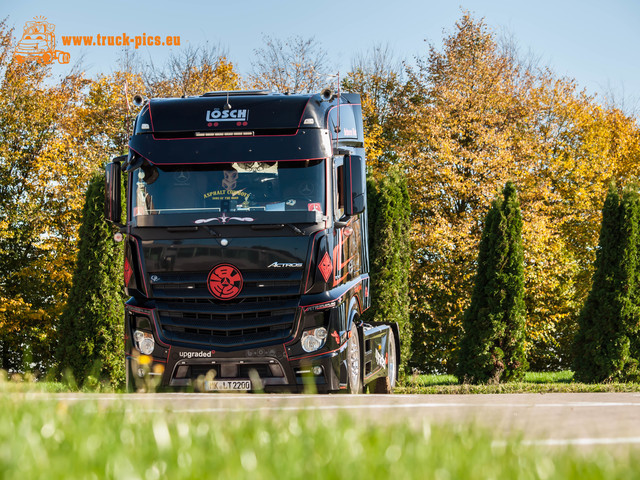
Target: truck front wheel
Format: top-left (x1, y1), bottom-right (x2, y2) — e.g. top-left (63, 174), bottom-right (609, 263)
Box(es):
top-left (346, 322), bottom-right (362, 394)
top-left (373, 328), bottom-right (397, 394)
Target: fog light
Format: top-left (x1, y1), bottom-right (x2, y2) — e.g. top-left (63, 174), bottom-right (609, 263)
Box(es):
top-left (301, 327), bottom-right (328, 353)
top-left (312, 365), bottom-right (323, 376)
top-left (133, 330), bottom-right (155, 355)
top-left (139, 338), bottom-right (155, 355)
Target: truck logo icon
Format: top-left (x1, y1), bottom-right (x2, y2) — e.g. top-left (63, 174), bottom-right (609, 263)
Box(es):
top-left (13, 16), bottom-right (70, 65)
top-left (207, 264), bottom-right (243, 300)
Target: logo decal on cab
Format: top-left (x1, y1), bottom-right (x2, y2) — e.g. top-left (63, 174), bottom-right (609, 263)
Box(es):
top-left (206, 109), bottom-right (249, 122)
top-left (207, 264), bottom-right (243, 300)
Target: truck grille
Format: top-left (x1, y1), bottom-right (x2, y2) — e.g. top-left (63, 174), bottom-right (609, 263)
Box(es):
top-left (150, 270), bottom-right (302, 350)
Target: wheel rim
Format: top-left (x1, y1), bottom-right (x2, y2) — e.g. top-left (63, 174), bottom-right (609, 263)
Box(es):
top-left (348, 325), bottom-right (360, 391)
top-left (387, 330), bottom-right (397, 388)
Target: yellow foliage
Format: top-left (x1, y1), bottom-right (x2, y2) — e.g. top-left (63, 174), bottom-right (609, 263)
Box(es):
top-left (148, 55), bottom-right (240, 98)
top-left (399, 14), bottom-right (640, 371)
top-left (1, 13), bottom-right (638, 374)
top-left (0, 21), bottom-right (242, 370)
top-left (342, 50), bottom-right (404, 179)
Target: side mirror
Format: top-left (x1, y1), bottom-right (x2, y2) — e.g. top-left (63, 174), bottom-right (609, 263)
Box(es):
top-left (105, 160), bottom-right (122, 224)
top-left (343, 154), bottom-right (366, 216)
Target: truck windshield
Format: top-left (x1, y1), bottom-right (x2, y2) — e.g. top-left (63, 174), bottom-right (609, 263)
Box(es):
top-left (132, 159), bottom-right (325, 217)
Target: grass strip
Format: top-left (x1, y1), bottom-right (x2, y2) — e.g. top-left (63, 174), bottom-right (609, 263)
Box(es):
top-left (3, 370), bottom-right (640, 395)
top-left (0, 394), bottom-right (639, 479)
top-left (396, 382), bottom-right (640, 395)
top-left (399, 370), bottom-right (640, 394)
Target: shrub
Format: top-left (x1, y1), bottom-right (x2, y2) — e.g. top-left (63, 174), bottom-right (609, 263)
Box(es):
top-left (456, 182), bottom-right (527, 383)
top-left (572, 185), bottom-right (640, 382)
top-left (364, 168), bottom-right (412, 373)
top-left (56, 172), bottom-right (124, 388)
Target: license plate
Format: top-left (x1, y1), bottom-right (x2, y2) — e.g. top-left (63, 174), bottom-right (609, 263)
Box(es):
top-left (204, 380), bottom-right (251, 391)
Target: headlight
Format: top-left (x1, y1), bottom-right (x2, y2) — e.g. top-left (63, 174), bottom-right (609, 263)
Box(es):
top-left (133, 330), bottom-right (155, 355)
top-left (301, 327), bottom-right (328, 353)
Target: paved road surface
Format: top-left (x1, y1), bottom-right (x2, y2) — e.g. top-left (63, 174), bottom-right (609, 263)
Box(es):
top-left (23, 391), bottom-right (640, 448)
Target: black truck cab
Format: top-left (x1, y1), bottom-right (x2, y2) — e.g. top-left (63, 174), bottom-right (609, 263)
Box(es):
top-left (105, 90), bottom-right (398, 393)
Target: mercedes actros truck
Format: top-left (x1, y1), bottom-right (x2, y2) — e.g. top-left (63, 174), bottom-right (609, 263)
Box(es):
top-left (104, 89), bottom-right (399, 393)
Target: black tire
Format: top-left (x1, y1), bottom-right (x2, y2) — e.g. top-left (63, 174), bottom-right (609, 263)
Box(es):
top-left (346, 322), bottom-right (363, 394)
top-left (373, 328), bottom-right (397, 394)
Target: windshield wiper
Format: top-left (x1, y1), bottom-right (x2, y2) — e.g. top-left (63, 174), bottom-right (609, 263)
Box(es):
top-left (165, 225), bottom-right (220, 237)
top-left (250, 224), bottom-right (305, 236)
top-left (203, 225), bottom-right (220, 237)
top-left (286, 223), bottom-right (304, 235)
top-left (166, 226), bottom-right (198, 232)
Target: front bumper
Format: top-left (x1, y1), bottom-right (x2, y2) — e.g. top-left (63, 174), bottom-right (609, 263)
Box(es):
top-left (127, 343), bottom-right (347, 393)
top-left (124, 278), bottom-right (365, 393)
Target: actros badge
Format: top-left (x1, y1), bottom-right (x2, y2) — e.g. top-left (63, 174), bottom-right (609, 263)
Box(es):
top-left (207, 264), bottom-right (243, 300)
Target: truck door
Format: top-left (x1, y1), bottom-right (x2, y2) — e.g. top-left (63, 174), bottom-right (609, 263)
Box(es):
top-left (332, 156), bottom-right (362, 287)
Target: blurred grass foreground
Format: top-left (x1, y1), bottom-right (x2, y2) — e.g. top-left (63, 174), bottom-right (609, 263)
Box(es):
top-left (0, 390), bottom-right (639, 479)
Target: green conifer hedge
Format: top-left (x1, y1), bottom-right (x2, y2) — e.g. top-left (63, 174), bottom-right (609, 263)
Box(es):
top-left (572, 185), bottom-right (640, 382)
top-left (456, 182), bottom-right (527, 383)
top-left (56, 172), bottom-right (124, 387)
top-left (364, 168), bottom-right (412, 373)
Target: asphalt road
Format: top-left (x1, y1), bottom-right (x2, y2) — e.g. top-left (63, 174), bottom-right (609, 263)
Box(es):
top-left (27, 392), bottom-right (640, 448)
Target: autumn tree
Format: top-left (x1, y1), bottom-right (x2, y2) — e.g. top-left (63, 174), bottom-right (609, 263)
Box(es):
top-left (399, 13), bottom-right (640, 372)
top-left (342, 45), bottom-right (404, 178)
top-left (457, 183), bottom-right (527, 383)
top-left (249, 35), bottom-right (331, 93)
top-left (144, 44), bottom-right (240, 98)
top-left (572, 185), bottom-right (640, 382)
top-left (3, 12), bottom-right (640, 378)
top-left (0, 21), bottom-right (90, 373)
top-left (515, 71), bottom-right (640, 368)
top-left (56, 173), bottom-right (125, 387)
top-left (80, 73), bottom-right (144, 160)
top-left (401, 14), bottom-right (530, 372)
top-left (0, 21), bottom-right (243, 375)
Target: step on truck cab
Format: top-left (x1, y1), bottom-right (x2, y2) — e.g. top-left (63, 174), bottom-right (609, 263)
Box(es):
top-left (105, 90), bottom-right (399, 393)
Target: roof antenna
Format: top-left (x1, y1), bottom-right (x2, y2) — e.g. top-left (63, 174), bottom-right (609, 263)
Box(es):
top-left (326, 73), bottom-right (341, 139)
top-left (336, 72), bottom-right (341, 140)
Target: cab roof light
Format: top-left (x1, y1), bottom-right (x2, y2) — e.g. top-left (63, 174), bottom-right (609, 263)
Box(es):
top-left (195, 131), bottom-right (254, 137)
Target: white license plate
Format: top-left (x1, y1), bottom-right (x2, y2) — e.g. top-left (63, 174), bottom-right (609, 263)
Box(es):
top-left (204, 380), bottom-right (251, 391)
